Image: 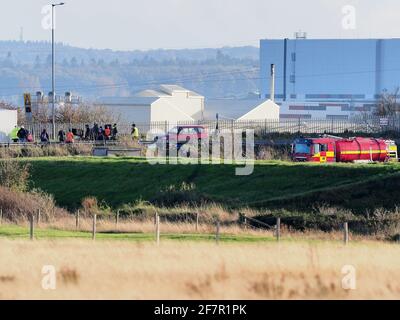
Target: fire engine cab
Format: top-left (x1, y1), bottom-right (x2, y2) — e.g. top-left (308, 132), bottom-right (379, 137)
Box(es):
top-left (292, 138), bottom-right (336, 163)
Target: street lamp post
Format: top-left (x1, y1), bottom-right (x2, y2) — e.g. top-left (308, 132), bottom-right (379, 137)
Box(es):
top-left (51, 2), bottom-right (65, 140)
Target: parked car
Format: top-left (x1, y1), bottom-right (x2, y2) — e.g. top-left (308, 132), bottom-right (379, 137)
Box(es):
top-left (164, 125), bottom-right (208, 143)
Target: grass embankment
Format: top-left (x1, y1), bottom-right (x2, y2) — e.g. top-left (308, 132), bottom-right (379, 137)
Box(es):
top-left (25, 157), bottom-right (400, 212)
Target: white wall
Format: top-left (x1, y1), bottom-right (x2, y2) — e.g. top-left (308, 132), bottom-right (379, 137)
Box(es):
top-left (237, 100), bottom-right (280, 121)
top-left (151, 99), bottom-right (195, 124)
top-left (0, 109), bottom-right (17, 142)
top-left (159, 94), bottom-right (204, 121)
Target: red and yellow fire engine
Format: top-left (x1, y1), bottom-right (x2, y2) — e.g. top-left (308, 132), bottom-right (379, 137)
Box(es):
top-left (292, 136), bottom-right (398, 163)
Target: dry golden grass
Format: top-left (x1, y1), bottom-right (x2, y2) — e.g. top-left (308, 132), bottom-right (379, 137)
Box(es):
top-left (0, 239), bottom-right (399, 300)
top-left (42, 216), bottom-right (270, 235)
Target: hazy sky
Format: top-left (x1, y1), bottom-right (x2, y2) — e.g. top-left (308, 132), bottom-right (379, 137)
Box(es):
top-left (0, 0), bottom-right (398, 50)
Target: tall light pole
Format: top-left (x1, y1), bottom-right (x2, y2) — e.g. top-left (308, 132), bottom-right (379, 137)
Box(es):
top-left (51, 2), bottom-right (65, 140)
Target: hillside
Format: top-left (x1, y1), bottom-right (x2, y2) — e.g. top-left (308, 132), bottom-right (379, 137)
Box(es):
top-left (26, 158), bottom-right (400, 212)
top-left (0, 41), bottom-right (259, 103)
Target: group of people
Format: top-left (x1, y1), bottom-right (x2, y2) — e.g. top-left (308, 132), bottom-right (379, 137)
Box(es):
top-left (55, 129), bottom-right (75, 144)
top-left (9, 126), bottom-right (34, 143)
top-left (81, 123), bottom-right (139, 142)
top-left (9, 122), bottom-right (140, 144)
top-left (83, 123), bottom-right (118, 141)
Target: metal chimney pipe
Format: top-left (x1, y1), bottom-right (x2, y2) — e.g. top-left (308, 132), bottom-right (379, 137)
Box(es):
top-left (270, 64), bottom-right (275, 102)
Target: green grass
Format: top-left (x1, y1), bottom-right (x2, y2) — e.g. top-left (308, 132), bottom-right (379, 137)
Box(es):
top-left (22, 157), bottom-right (400, 211)
top-left (0, 224), bottom-right (274, 243)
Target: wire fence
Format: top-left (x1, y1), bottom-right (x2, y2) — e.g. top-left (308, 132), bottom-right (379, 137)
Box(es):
top-left (24, 115), bottom-right (400, 141)
top-left (2, 209), bottom-right (398, 243)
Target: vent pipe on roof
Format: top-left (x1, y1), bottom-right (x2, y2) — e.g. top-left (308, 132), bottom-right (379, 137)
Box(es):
top-left (270, 64), bottom-right (275, 102)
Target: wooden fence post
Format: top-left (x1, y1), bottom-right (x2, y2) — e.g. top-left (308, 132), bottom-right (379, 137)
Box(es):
top-left (116, 210), bottom-right (120, 228)
top-left (0, 208), bottom-right (3, 225)
top-left (196, 213), bottom-right (199, 232)
top-left (92, 214), bottom-right (97, 241)
top-left (276, 217), bottom-right (281, 242)
top-left (344, 222), bottom-right (349, 245)
top-left (216, 220), bottom-right (220, 245)
top-left (75, 210), bottom-right (80, 230)
top-left (29, 214), bottom-right (34, 240)
top-left (156, 214), bottom-right (160, 246)
top-left (37, 209), bottom-right (41, 225)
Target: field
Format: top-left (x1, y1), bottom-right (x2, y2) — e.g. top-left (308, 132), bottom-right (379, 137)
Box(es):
top-left (25, 157), bottom-right (400, 212)
top-left (2, 156), bottom-right (400, 300)
top-left (0, 239), bottom-right (399, 299)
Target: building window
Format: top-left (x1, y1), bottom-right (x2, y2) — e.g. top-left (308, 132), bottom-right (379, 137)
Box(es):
top-left (305, 94), bottom-right (366, 100)
top-left (326, 115), bottom-right (349, 120)
top-left (281, 114), bottom-right (312, 119)
top-left (289, 105), bottom-right (326, 111)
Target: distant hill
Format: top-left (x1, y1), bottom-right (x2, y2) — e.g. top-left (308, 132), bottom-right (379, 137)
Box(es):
top-left (0, 41), bottom-right (260, 104)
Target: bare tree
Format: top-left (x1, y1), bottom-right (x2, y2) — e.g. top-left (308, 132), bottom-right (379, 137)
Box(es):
top-left (56, 103), bottom-right (120, 124)
top-left (18, 102), bottom-right (121, 125)
top-left (0, 101), bottom-right (17, 110)
top-left (375, 88), bottom-right (400, 117)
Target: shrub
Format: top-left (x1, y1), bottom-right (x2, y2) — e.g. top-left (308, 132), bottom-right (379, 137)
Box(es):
top-left (0, 159), bottom-right (30, 192)
top-left (118, 201), bottom-right (234, 223)
top-left (150, 182), bottom-right (212, 207)
top-left (81, 196), bottom-right (98, 215)
top-left (0, 144), bottom-right (92, 159)
top-left (81, 196), bottom-right (113, 216)
top-left (256, 146), bottom-right (291, 161)
top-left (0, 186), bottom-right (67, 222)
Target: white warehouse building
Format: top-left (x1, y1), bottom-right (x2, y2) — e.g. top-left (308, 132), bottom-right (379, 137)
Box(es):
top-left (97, 85), bottom-right (205, 125)
top-left (204, 99), bottom-right (280, 121)
top-left (0, 108), bottom-right (17, 143)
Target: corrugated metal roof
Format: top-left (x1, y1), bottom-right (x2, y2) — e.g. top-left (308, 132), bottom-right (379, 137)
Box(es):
top-left (159, 84), bottom-right (202, 97)
top-left (136, 89), bottom-right (168, 98)
top-left (96, 85), bottom-right (203, 107)
top-left (96, 96), bottom-right (158, 106)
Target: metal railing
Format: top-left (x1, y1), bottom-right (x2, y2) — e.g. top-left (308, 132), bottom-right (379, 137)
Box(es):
top-left (23, 116), bottom-right (400, 141)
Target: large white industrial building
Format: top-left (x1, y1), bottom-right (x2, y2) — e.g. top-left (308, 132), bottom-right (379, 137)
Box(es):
top-left (98, 85), bottom-right (280, 126)
top-left (97, 85), bottom-right (205, 125)
top-left (260, 37), bottom-right (400, 119)
top-left (0, 108), bottom-right (17, 142)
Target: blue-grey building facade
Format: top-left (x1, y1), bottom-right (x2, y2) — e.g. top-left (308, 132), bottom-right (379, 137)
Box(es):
top-left (260, 38), bottom-right (400, 119)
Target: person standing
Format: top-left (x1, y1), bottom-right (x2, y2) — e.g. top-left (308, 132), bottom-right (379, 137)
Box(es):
top-left (66, 130), bottom-right (74, 144)
top-left (98, 126), bottom-right (104, 141)
top-left (58, 129), bottom-right (66, 143)
top-left (112, 123), bottom-right (118, 140)
top-left (104, 125), bottom-right (111, 140)
top-left (9, 125), bottom-right (20, 143)
top-left (93, 123), bottom-right (99, 140)
top-left (40, 129), bottom-right (50, 143)
top-left (17, 126), bottom-right (28, 142)
top-left (131, 123), bottom-right (139, 142)
top-left (84, 124), bottom-right (91, 141)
